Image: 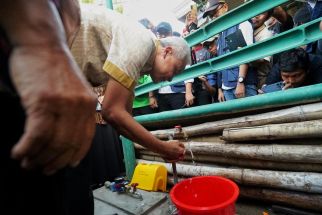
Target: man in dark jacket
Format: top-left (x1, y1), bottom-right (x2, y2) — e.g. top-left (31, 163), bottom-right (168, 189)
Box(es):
top-left (262, 48), bottom-right (322, 93)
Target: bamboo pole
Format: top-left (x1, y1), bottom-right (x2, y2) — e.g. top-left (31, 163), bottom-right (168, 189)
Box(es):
top-left (239, 187), bottom-right (322, 213)
top-left (222, 120), bottom-right (322, 142)
top-left (136, 142), bottom-right (322, 163)
top-left (150, 103), bottom-right (322, 139)
top-left (137, 159), bottom-right (322, 194)
top-left (138, 154), bottom-right (322, 172)
top-left (271, 205), bottom-right (321, 215)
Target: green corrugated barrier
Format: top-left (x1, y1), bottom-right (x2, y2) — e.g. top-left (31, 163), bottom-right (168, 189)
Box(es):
top-left (136, 84), bottom-right (322, 126)
top-left (106, 0), bottom-right (113, 10)
top-left (185, 0), bottom-right (288, 46)
top-left (135, 18), bottom-right (322, 96)
top-left (120, 136), bottom-right (136, 180)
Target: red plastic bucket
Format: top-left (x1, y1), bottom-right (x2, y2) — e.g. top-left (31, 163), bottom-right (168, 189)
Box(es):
top-left (170, 176), bottom-right (239, 215)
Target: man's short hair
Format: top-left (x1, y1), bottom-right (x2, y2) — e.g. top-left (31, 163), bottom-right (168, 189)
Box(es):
top-left (159, 36), bottom-right (192, 65)
top-left (277, 48), bottom-right (309, 73)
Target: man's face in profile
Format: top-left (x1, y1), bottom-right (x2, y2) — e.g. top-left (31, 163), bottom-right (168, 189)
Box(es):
top-left (281, 69), bottom-right (307, 88)
top-left (150, 47), bottom-right (186, 83)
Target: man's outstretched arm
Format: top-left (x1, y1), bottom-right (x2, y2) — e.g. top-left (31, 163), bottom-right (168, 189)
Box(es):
top-left (0, 0), bottom-right (96, 175)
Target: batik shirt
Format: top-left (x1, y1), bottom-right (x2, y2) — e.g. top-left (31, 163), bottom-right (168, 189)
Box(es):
top-left (70, 4), bottom-right (158, 91)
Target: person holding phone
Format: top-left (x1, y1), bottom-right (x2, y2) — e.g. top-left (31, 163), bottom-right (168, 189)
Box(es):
top-left (259, 48), bottom-right (322, 94)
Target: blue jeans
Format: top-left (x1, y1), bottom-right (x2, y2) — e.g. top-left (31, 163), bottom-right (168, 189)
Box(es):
top-left (223, 85), bottom-right (257, 101)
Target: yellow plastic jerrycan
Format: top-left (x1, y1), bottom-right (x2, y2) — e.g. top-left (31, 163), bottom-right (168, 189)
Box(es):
top-left (131, 163), bottom-right (167, 192)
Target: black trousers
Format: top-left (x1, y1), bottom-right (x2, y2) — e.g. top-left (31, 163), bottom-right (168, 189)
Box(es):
top-left (0, 92), bottom-right (93, 215)
top-left (89, 124), bottom-right (125, 189)
top-left (157, 93), bottom-right (186, 112)
top-left (194, 90), bottom-right (213, 106)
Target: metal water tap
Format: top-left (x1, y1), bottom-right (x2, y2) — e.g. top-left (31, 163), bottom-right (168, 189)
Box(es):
top-left (131, 183), bottom-right (138, 194)
top-left (174, 125), bottom-right (182, 133)
top-left (129, 183), bottom-right (143, 200)
top-left (168, 126), bottom-right (184, 185)
top-left (174, 125), bottom-right (188, 141)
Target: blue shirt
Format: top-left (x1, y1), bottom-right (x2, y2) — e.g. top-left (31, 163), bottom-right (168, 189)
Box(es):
top-left (217, 24), bottom-right (257, 88)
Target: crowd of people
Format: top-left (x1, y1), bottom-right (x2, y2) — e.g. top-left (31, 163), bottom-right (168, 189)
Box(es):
top-left (133, 0), bottom-right (322, 116)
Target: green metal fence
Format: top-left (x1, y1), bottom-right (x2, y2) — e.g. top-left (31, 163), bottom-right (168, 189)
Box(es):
top-left (134, 0), bottom-right (322, 126)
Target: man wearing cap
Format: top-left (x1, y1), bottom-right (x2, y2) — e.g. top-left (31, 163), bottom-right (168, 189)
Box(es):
top-left (193, 41), bottom-right (218, 105)
top-left (203, 0), bottom-right (257, 101)
top-left (153, 21), bottom-right (195, 111)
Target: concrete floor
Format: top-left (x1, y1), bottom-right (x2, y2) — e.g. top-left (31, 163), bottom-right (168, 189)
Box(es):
top-left (93, 186), bottom-right (278, 215)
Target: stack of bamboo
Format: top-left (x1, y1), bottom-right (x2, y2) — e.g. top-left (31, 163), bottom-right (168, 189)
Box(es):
top-left (135, 102), bottom-right (322, 213)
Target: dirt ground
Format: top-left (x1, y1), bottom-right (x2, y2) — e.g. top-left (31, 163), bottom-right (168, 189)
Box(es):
top-left (236, 199), bottom-right (277, 215)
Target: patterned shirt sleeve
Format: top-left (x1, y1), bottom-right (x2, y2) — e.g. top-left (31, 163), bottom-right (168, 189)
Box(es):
top-left (103, 17), bottom-right (156, 91)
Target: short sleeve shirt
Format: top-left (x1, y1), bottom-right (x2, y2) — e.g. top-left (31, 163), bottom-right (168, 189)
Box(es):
top-left (70, 5), bottom-right (157, 91)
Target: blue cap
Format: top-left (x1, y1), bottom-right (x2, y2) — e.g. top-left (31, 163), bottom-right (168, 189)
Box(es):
top-left (156, 22), bottom-right (172, 37)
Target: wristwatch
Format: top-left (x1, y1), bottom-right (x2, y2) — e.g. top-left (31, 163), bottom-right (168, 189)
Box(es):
top-left (238, 76), bottom-right (244, 83)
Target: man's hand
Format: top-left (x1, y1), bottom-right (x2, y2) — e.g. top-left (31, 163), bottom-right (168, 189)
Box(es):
top-left (185, 82), bottom-right (194, 107)
top-left (235, 83), bottom-right (245, 98)
top-left (160, 140), bottom-right (185, 162)
top-left (185, 91), bottom-right (195, 107)
top-left (282, 82), bottom-right (292, 90)
top-left (10, 46), bottom-right (96, 175)
top-left (218, 88), bottom-right (225, 102)
top-left (149, 96), bottom-right (158, 109)
top-left (258, 85), bottom-right (265, 94)
top-left (198, 75), bottom-right (207, 82)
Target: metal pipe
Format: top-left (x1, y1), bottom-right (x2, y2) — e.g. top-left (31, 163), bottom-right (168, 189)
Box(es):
top-left (185, 0), bottom-right (289, 46)
top-left (168, 133), bottom-right (178, 185)
top-left (135, 84), bottom-right (322, 126)
top-left (106, 0), bottom-right (113, 10)
top-left (135, 18), bottom-right (322, 96)
top-left (120, 136), bottom-right (136, 180)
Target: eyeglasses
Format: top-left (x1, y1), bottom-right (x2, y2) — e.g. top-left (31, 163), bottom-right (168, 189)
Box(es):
top-left (208, 4), bottom-right (225, 19)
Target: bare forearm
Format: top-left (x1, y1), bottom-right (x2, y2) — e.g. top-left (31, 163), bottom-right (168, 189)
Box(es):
top-left (0, 0), bottom-right (66, 47)
top-left (185, 82), bottom-right (193, 94)
top-left (239, 64), bottom-right (248, 77)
